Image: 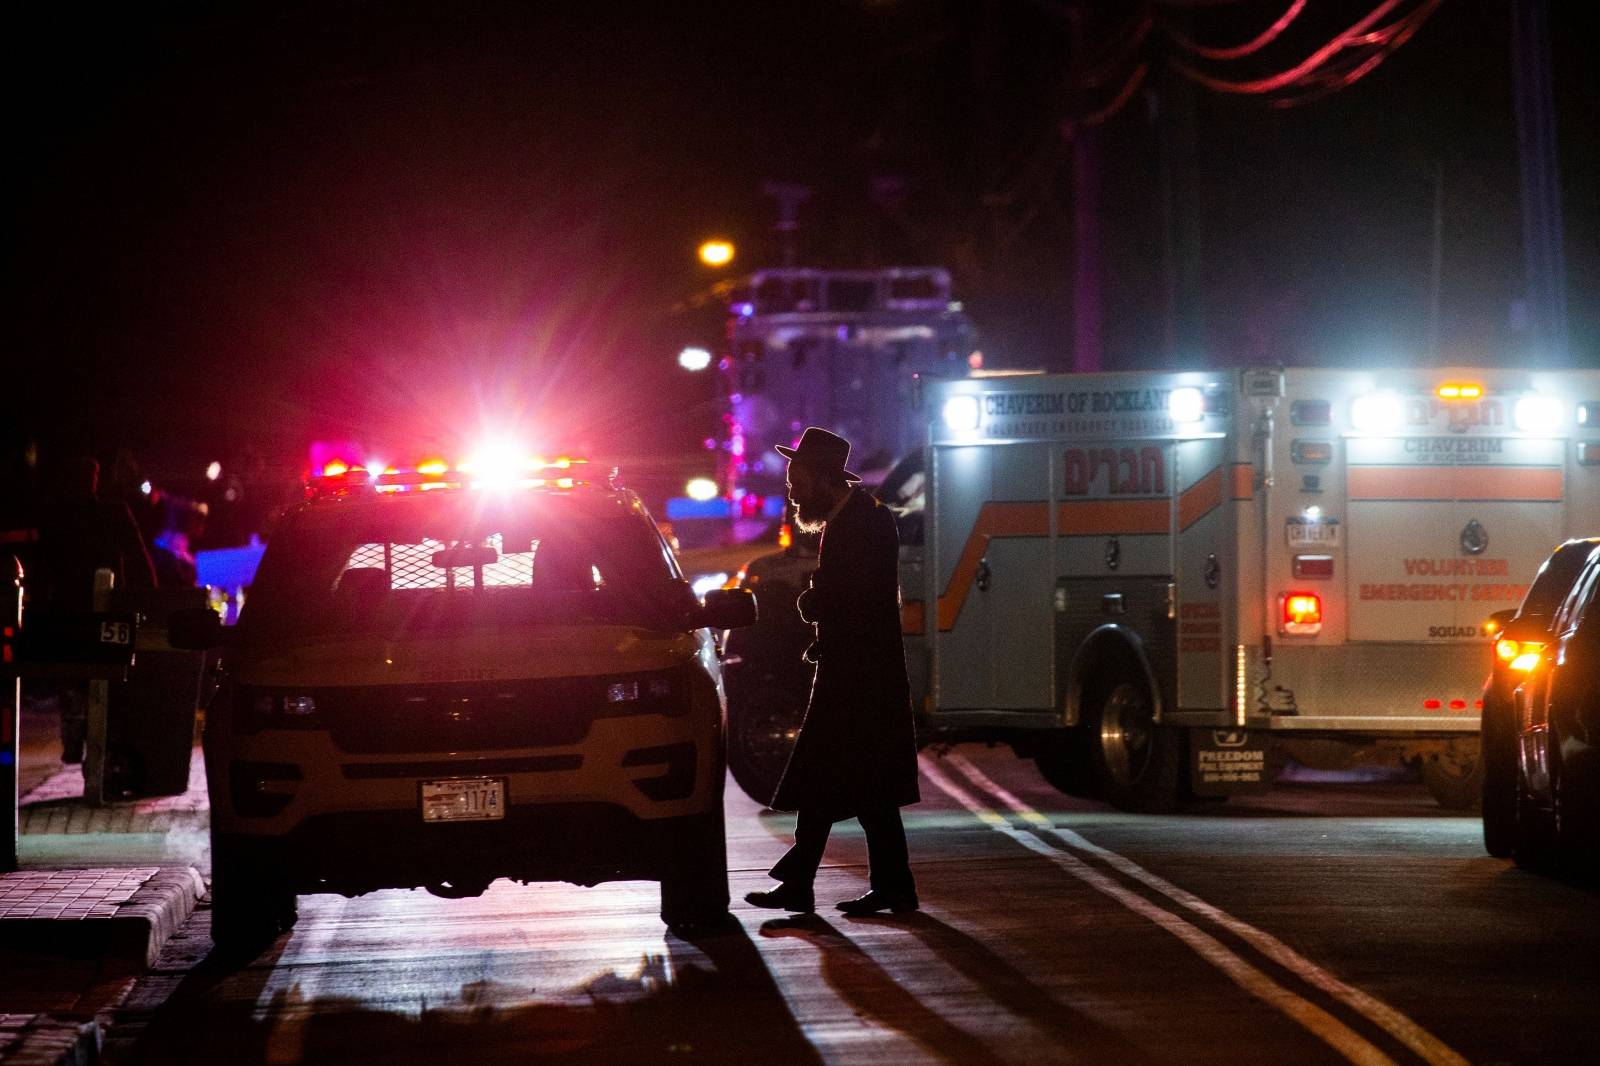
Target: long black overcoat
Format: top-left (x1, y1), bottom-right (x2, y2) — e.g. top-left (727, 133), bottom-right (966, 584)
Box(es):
top-left (770, 489), bottom-right (920, 815)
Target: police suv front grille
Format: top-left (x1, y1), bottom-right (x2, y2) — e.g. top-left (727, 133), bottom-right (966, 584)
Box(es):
top-left (314, 671), bottom-right (687, 754)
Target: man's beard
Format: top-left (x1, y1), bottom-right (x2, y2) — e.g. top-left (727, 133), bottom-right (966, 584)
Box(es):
top-left (791, 488), bottom-right (833, 534)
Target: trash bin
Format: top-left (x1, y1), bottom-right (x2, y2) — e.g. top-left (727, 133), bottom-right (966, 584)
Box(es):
top-left (106, 588), bottom-right (209, 797)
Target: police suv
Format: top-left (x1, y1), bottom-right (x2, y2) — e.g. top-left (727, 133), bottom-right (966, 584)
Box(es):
top-left (171, 457), bottom-right (755, 950)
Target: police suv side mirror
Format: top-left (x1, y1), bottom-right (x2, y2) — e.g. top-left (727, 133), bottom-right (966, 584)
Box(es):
top-left (168, 607), bottom-right (228, 650)
top-left (699, 587), bottom-right (758, 630)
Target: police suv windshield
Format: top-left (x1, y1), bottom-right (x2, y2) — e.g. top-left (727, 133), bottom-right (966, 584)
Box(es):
top-left (240, 492), bottom-right (692, 638)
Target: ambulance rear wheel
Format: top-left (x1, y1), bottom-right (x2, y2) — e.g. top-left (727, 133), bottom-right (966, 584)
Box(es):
top-left (1034, 731), bottom-right (1098, 799)
top-left (1421, 739), bottom-right (1482, 811)
top-left (1088, 666), bottom-right (1182, 814)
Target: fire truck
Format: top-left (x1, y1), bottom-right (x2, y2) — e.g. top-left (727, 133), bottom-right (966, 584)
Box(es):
top-left (725, 365), bottom-right (1600, 812)
top-left (718, 267), bottom-right (976, 498)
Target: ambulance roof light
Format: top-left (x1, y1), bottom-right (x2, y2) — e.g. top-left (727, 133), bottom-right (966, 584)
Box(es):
top-left (942, 394), bottom-right (980, 433)
top-left (1168, 387), bottom-right (1205, 423)
top-left (1351, 391), bottom-right (1404, 433)
top-left (1514, 395), bottom-right (1561, 432)
top-left (1436, 382), bottom-right (1483, 400)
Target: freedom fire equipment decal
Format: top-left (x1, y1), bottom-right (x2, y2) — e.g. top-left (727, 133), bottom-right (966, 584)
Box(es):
top-left (1189, 729), bottom-right (1272, 797)
top-left (1345, 431), bottom-right (1563, 642)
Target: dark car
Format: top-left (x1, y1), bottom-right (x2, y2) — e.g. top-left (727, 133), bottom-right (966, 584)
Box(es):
top-left (1496, 542), bottom-right (1600, 867)
top-left (1481, 538), bottom-right (1600, 857)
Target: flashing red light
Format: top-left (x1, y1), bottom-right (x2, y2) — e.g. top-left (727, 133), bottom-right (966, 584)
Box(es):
top-left (306, 456), bottom-right (601, 502)
top-left (1423, 699), bottom-right (1442, 710)
top-left (1282, 592), bottom-right (1322, 635)
top-left (1448, 699), bottom-right (1467, 710)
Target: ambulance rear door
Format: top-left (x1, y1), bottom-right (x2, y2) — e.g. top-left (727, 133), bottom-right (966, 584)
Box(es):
top-left (1345, 394), bottom-right (1564, 647)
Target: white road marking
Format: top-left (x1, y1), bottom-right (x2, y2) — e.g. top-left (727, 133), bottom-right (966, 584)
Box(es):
top-left (941, 752), bottom-right (1469, 1066)
top-left (919, 757), bottom-right (1400, 1066)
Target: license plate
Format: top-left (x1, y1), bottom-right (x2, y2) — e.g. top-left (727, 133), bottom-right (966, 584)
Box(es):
top-left (1286, 516), bottom-right (1340, 549)
top-left (420, 778), bottom-right (506, 822)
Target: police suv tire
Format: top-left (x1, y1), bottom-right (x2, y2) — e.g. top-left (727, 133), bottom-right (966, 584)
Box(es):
top-left (1086, 663), bottom-right (1183, 814)
top-left (1481, 702), bottom-right (1519, 856)
top-left (210, 837), bottom-right (298, 955)
top-left (660, 812), bottom-right (732, 933)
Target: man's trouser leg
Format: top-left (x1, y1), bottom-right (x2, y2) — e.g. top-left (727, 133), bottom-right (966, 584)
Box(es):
top-left (857, 805), bottom-right (915, 896)
top-left (769, 807), bottom-right (833, 889)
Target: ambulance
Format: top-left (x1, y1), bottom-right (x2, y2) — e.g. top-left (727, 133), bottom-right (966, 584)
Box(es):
top-left (898, 367), bottom-right (1600, 812)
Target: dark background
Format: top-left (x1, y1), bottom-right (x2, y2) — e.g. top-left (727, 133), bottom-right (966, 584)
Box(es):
top-left (7, 0), bottom-right (1595, 482)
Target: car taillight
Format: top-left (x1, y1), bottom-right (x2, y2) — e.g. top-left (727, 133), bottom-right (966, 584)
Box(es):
top-left (1509, 648), bottom-right (1544, 673)
top-left (1496, 639), bottom-right (1545, 670)
top-left (1282, 592), bottom-right (1322, 636)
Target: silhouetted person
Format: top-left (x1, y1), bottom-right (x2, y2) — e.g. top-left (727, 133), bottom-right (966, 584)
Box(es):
top-left (34, 456), bottom-right (157, 761)
top-left (746, 428), bottom-right (920, 916)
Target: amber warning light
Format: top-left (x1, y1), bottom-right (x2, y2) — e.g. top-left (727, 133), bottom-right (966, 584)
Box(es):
top-left (1496, 638), bottom-right (1544, 672)
top-left (1436, 382), bottom-right (1484, 400)
top-left (1282, 592), bottom-right (1323, 636)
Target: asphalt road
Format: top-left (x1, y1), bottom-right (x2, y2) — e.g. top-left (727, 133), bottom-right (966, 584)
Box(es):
top-left (104, 747), bottom-right (1598, 1065)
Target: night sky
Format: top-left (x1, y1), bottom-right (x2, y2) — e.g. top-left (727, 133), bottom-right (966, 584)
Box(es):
top-left (9, 0), bottom-right (1596, 482)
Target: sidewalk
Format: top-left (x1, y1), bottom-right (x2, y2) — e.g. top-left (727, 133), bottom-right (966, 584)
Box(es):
top-left (3, 710), bottom-right (210, 1066)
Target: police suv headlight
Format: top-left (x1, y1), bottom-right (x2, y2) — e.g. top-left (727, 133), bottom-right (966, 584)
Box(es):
top-left (235, 688), bottom-right (322, 732)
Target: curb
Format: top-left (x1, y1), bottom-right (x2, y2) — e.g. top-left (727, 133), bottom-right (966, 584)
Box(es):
top-left (0, 1016), bottom-right (100, 1066)
top-left (1, 867), bottom-right (205, 974)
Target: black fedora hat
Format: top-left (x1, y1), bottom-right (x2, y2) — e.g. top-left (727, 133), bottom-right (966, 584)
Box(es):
top-left (776, 427), bottom-right (862, 483)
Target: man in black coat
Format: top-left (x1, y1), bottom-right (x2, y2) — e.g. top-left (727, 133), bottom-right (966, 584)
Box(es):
top-left (745, 428), bottom-right (921, 916)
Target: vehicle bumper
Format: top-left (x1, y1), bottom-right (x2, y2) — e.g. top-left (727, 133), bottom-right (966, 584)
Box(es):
top-left (206, 712), bottom-right (722, 877)
top-left (217, 805), bottom-right (721, 895)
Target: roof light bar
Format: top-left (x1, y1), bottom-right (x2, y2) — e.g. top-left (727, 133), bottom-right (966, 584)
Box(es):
top-left (306, 457), bottom-right (609, 501)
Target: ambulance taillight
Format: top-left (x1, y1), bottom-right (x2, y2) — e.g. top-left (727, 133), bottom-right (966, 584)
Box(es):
top-left (1282, 593), bottom-right (1323, 636)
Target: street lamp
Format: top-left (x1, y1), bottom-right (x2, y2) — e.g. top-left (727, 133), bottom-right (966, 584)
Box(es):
top-left (697, 239), bottom-right (735, 268)
top-left (677, 346), bottom-right (712, 372)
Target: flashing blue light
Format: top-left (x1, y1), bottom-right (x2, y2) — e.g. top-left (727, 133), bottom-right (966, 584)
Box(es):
top-left (195, 539), bottom-right (266, 590)
top-left (665, 497), bottom-right (732, 520)
top-left (0, 750), bottom-right (14, 767)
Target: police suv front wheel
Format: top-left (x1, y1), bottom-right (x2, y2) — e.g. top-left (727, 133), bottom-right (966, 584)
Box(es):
top-left (1088, 667), bottom-right (1183, 814)
top-left (209, 835), bottom-right (298, 956)
top-left (659, 812), bottom-right (732, 933)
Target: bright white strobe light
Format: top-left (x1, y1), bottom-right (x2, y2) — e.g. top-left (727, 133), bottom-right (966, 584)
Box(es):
top-left (942, 394), bottom-right (980, 432)
top-left (1514, 395), bottom-right (1561, 432)
top-left (1168, 387), bottom-right (1205, 423)
top-left (1351, 392), bottom-right (1405, 433)
top-left (205, 461), bottom-right (222, 481)
top-left (691, 572), bottom-right (728, 597)
top-left (678, 347), bottom-right (712, 372)
top-left (685, 477), bottom-right (720, 502)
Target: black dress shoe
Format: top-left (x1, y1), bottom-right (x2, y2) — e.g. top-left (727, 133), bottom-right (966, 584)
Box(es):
top-left (743, 884), bottom-right (815, 913)
top-left (836, 890), bottom-right (919, 915)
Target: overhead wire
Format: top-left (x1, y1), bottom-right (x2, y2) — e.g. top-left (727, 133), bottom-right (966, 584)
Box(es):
top-left (1164, 0), bottom-right (1410, 96)
top-left (1162, 0), bottom-right (1307, 61)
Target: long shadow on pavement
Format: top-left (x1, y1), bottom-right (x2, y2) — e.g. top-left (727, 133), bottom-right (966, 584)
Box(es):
top-left (114, 919), bottom-right (821, 1064)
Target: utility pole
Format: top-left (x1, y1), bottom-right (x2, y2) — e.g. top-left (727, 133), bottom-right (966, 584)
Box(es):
top-left (762, 182), bottom-right (811, 268)
top-left (1428, 164), bottom-right (1443, 361)
top-left (1510, 0), bottom-right (1569, 364)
